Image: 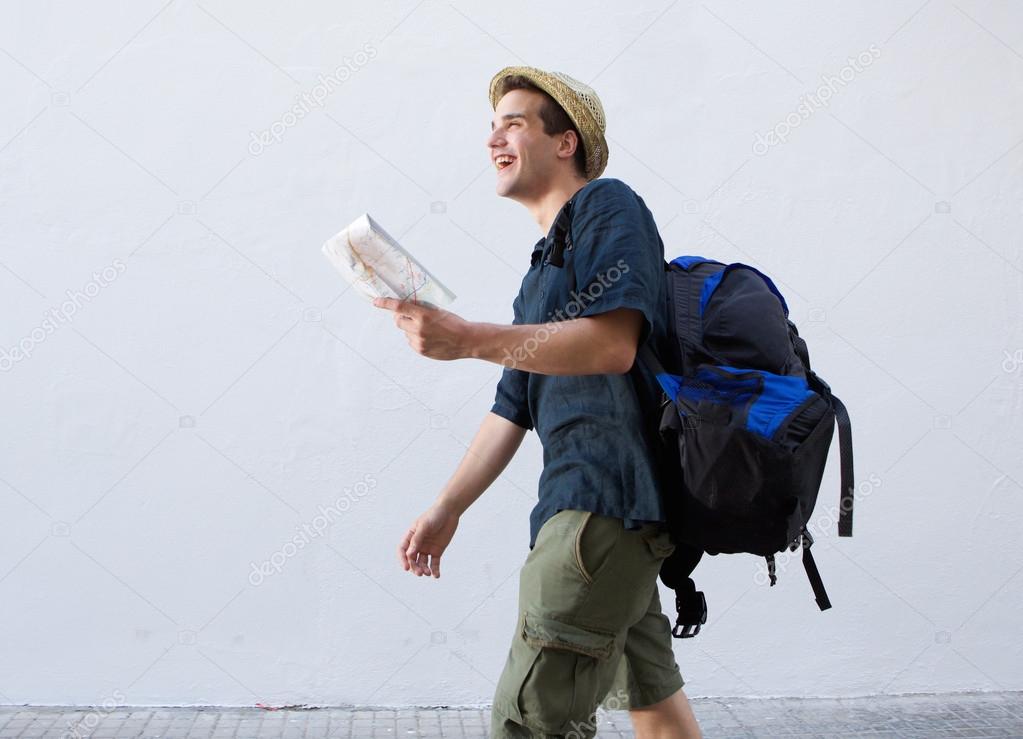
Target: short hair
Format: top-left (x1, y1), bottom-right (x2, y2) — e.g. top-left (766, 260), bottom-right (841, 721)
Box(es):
top-left (493, 75), bottom-right (587, 178)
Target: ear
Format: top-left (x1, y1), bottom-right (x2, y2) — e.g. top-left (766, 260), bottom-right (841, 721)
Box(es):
top-left (558, 129), bottom-right (579, 159)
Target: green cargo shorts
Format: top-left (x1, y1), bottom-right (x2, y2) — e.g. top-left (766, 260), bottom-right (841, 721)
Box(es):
top-left (491, 509), bottom-right (685, 738)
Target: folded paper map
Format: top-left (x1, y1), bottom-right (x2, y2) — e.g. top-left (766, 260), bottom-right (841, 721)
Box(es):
top-left (321, 214), bottom-right (455, 306)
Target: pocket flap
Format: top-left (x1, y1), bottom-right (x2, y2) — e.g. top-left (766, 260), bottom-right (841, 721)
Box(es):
top-left (522, 613), bottom-right (616, 660)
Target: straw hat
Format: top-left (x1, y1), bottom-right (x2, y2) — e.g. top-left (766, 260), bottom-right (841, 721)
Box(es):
top-left (488, 66), bottom-right (608, 181)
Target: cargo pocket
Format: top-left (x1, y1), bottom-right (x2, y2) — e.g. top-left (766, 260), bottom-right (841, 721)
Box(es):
top-left (511, 613), bottom-right (618, 735)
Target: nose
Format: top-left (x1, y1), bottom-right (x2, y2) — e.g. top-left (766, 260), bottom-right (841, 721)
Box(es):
top-left (487, 125), bottom-right (505, 151)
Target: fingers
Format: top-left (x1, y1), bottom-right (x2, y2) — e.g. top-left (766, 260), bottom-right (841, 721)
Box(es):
top-left (395, 311), bottom-right (416, 330)
top-left (406, 540), bottom-right (424, 576)
top-left (408, 548), bottom-right (440, 578)
top-left (415, 551), bottom-right (431, 577)
top-left (372, 297), bottom-right (399, 311)
top-left (415, 552), bottom-right (441, 578)
top-left (400, 528), bottom-right (442, 579)
top-left (397, 529), bottom-right (414, 571)
top-left (382, 301), bottom-right (415, 330)
top-left (373, 297), bottom-right (422, 317)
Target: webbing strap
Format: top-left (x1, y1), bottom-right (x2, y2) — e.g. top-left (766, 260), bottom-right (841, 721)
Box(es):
top-left (805, 371), bottom-right (855, 540)
top-left (802, 540), bottom-right (832, 611)
top-left (832, 393), bottom-right (854, 537)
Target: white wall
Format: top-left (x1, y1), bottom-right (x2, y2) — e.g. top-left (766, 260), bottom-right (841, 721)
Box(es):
top-left (1, 0), bottom-right (1021, 707)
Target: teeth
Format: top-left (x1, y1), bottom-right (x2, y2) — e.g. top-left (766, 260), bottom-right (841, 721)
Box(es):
top-left (496, 155), bottom-right (515, 168)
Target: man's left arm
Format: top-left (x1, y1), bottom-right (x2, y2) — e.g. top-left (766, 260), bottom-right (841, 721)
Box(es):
top-left (371, 298), bottom-right (643, 375)
top-left (373, 183), bottom-right (662, 376)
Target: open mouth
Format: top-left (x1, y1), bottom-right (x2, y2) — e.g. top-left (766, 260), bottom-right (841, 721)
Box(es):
top-left (495, 155), bottom-right (517, 172)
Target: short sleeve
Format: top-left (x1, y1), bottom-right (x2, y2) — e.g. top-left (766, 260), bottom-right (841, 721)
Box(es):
top-left (569, 180), bottom-right (664, 348)
top-left (489, 286), bottom-right (534, 431)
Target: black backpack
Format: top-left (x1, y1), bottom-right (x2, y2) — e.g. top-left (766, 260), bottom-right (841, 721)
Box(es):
top-left (636, 256), bottom-right (854, 637)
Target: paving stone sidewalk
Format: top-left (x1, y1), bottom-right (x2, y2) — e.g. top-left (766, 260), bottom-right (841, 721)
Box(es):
top-left (1, 691), bottom-right (1021, 738)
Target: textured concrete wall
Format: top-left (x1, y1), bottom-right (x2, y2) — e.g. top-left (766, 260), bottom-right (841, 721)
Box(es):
top-left (1, 0), bottom-right (1020, 706)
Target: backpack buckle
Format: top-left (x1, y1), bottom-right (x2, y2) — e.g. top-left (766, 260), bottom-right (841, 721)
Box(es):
top-left (671, 591), bottom-right (707, 638)
top-left (787, 528), bottom-right (814, 552)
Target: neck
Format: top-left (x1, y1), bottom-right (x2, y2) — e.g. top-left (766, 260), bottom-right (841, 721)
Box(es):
top-left (527, 175), bottom-right (589, 236)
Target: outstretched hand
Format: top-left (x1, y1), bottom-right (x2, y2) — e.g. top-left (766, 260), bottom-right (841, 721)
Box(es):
top-left (373, 297), bottom-right (474, 360)
top-left (398, 504), bottom-right (460, 578)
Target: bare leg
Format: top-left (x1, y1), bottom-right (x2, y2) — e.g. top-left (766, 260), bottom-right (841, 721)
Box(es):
top-left (629, 687), bottom-right (702, 739)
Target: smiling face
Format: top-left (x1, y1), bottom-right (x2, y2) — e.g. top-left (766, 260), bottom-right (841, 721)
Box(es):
top-left (487, 88), bottom-right (583, 201)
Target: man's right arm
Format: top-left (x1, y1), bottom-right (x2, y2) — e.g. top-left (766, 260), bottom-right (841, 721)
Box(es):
top-left (399, 290), bottom-right (532, 578)
top-left (435, 411), bottom-right (528, 516)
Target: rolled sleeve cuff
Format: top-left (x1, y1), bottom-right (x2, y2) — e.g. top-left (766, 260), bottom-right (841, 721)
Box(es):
top-left (490, 401), bottom-right (533, 431)
top-left (576, 288), bottom-right (655, 350)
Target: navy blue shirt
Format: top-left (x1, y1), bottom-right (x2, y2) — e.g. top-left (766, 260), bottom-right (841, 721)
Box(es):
top-left (489, 177), bottom-right (669, 549)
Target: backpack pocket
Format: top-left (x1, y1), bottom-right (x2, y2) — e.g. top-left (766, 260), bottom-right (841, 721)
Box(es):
top-left (657, 364), bottom-right (835, 555)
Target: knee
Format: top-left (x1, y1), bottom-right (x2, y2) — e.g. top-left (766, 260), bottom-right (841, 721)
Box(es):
top-left (629, 688), bottom-right (702, 739)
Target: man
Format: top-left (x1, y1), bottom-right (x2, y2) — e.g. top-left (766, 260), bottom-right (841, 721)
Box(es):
top-left (374, 66), bottom-right (702, 738)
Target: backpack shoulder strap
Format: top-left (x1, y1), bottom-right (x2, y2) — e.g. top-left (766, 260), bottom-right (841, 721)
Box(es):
top-left (669, 258), bottom-right (725, 376)
top-left (547, 197), bottom-right (575, 268)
